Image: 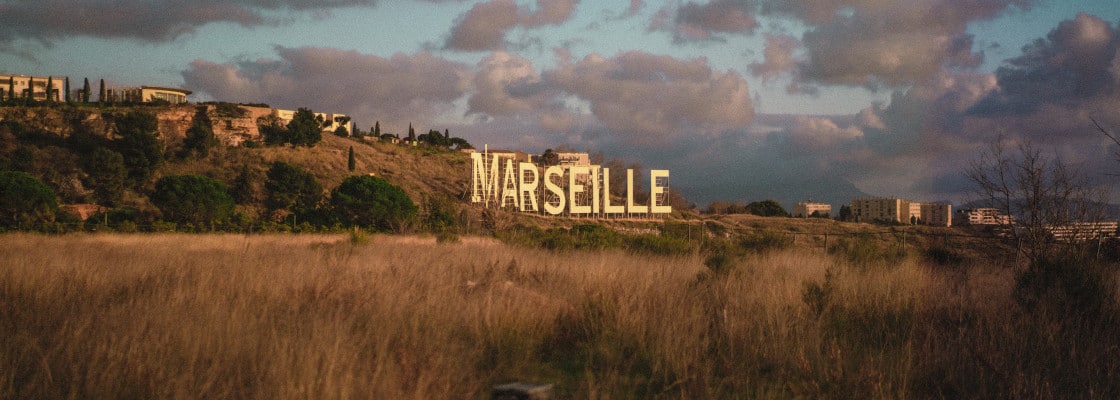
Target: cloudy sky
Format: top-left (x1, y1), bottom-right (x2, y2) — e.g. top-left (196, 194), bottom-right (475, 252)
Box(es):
top-left (3, 0), bottom-right (1119, 208)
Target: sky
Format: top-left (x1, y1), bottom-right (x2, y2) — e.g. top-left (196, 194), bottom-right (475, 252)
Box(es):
top-left (2, 0), bottom-right (1120, 208)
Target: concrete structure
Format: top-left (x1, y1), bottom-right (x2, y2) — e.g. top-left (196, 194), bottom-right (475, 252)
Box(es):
top-left (793, 201), bottom-right (831, 218)
top-left (958, 208), bottom-right (1013, 225)
top-left (1, 74), bottom-right (66, 102)
top-left (850, 197), bottom-right (912, 223)
top-left (920, 203), bottom-right (953, 227)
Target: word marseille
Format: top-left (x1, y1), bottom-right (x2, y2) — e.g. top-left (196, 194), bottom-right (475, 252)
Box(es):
top-left (469, 152), bottom-right (672, 215)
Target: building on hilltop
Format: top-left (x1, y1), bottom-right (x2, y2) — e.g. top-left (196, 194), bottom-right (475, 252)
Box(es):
top-left (1, 73), bottom-right (66, 102)
top-left (108, 86), bottom-right (192, 104)
top-left (272, 109), bottom-right (352, 135)
top-left (793, 201), bottom-right (831, 218)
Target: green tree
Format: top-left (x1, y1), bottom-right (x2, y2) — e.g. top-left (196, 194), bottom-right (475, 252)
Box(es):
top-left (64, 77), bottom-right (70, 103)
top-left (348, 146), bottom-right (356, 171)
top-left (407, 123), bottom-right (415, 143)
top-left (333, 115), bottom-right (351, 137)
top-left (98, 79), bottom-right (105, 103)
top-left (180, 106), bottom-right (216, 158)
top-left (6, 76), bottom-right (13, 101)
top-left (265, 161), bottom-right (322, 218)
top-left (150, 175), bottom-right (235, 228)
top-left (0, 171), bottom-right (57, 228)
top-left (82, 78), bottom-right (90, 103)
top-left (330, 175), bottom-right (416, 231)
top-left (747, 199), bottom-right (787, 217)
top-left (112, 111), bottom-right (163, 188)
top-left (230, 166), bottom-right (262, 206)
top-left (287, 108), bottom-right (323, 147)
top-left (45, 76), bottom-right (53, 103)
top-left (82, 147), bottom-right (127, 206)
top-left (540, 148), bottom-right (559, 166)
top-left (373, 121), bottom-right (381, 137)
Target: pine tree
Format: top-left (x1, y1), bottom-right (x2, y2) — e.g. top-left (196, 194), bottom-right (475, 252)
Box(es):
top-left (45, 76), bottom-right (53, 103)
top-left (348, 146), bottom-right (356, 172)
top-left (82, 78), bottom-right (90, 103)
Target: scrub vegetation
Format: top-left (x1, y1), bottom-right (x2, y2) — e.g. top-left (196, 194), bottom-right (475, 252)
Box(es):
top-left (2, 232), bottom-right (1118, 399)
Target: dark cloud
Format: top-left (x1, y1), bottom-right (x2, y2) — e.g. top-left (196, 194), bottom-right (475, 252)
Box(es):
top-left (973, 13), bottom-right (1119, 115)
top-left (444, 0), bottom-right (579, 51)
top-left (545, 51), bottom-right (754, 142)
top-left (650, 0), bottom-right (757, 42)
top-left (0, 0), bottom-right (375, 44)
top-left (443, 0), bottom-right (520, 51)
top-left (787, 0), bottom-right (1029, 87)
top-left (183, 47), bottom-right (469, 131)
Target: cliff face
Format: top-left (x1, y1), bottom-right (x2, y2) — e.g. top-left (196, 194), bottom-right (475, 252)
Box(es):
top-left (206, 104), bottom-right (268, 146)
top-left (0, 104), bottom-right (263, 146)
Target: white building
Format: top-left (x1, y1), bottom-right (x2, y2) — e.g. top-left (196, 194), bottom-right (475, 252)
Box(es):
top-left (272, 109), bottom-right (352, 134)
top-left (1, 74), bottom-right (66, 102)
top-left (793, 201), bottom-right (831, 218)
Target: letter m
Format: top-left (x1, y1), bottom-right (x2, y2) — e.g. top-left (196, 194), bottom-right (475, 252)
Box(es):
top-left (471, 152), bottom-right (501, 205)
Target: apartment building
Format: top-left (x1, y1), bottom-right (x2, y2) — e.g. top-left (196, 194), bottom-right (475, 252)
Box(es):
top-left (793, 201), bottom-right (831, 218)
top-left (850, 198), bottom-right (912, 223)
top-left (920, 203), bottom-right (953, 227)
top-left (958, 208), bottom-right (1013, 225)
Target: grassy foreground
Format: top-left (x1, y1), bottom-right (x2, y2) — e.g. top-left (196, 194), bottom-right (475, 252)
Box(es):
top-left (2, 233), bottom-right (1118, 399)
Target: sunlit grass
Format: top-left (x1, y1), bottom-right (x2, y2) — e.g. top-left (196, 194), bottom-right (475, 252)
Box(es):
top-left (1, 233), bottom-right (1117, 399)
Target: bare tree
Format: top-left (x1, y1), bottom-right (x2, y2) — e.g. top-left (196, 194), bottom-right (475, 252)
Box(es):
top-left (966, 137), bottom-right (1110, 262)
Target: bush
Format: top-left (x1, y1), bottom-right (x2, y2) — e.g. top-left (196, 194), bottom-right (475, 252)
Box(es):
top-left (0, 170), bottom-right (57, 228)
top-left (624, 234), bottom-right (692, 256)
top-left (150, 175), bottom-right (236, 228)
top-left (737, 230), bottom-right (794, 253)
top-left (330, 175), bottom-right (417, 232)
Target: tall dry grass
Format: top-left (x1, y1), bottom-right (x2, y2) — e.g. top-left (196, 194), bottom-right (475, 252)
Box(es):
top-left (1, 233), bottom-right (1117, 399)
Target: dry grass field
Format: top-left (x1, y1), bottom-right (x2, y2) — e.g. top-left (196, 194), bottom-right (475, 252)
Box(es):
top-left (2, 232), bottom-right (1119, 399)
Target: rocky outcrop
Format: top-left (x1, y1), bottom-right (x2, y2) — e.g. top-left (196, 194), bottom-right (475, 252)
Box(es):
top-left (0, 104), bottom-right (267, 146)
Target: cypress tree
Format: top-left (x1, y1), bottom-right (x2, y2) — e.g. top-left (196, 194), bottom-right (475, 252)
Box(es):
top-left (45, 76), bottom-right (53, 103)
top-left (64, 77), bottom-right (70, 103)
top-left (26, 77), bottom-right (33, 99)
top-left (348, 146), bottom-right (356, 171)
top-left (6, 77), bottom-right (12, 101)
top-left (99, 79), bottom-right (105, 103)
top-left (407, 123), bottom-right (415, 143)
top-left (374, 121), bottom-right (380, 137)
top-left (82, 78), bottom-right (90, 103)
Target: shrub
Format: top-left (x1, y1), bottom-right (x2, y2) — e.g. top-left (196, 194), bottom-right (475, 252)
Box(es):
top-left (150, 175), bottom-right (236, 228)
top-left (737, 230), bottom-right (794, 253)
top-left (330, 175), bottom-right (417, 232)
top-left (0, 170), bottom-right (57, 228)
